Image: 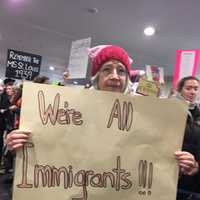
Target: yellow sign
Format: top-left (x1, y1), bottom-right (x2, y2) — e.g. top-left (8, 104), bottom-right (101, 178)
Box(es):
top-left (136, 78), bottom-right (160, 97)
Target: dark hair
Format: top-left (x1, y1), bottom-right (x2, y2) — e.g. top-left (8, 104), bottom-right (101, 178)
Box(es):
top-left (33, 76), bottom-right (49, 84)
top-left (10, 86), bottom-right (22, 104)
top-left (177, 76), bottom-right (199, 92)
top-left (3, 78), bottom-right (15, 85)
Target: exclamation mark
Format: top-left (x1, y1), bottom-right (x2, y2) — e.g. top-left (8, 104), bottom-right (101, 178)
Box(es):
top-left (148, 162), bottom-right (153, 189)
top-left (138, 160), bottom-right (153, 196)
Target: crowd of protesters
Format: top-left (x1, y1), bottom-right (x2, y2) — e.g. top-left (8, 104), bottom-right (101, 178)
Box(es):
top-left (0, 45), bottom-right (200, 200)
top-left (0, 78), bottom-right (22, 175)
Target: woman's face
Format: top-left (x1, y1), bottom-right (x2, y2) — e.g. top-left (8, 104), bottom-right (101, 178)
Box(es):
top-left (6, 85), bottom-right (14, 96)
top-left (181, 79), bottom-right (199, 102)
top-left (97, 59), bottom-right (128, 93)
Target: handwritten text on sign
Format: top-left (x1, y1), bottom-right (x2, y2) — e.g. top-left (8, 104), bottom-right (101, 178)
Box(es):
top-left (17, 90), bottom-right (152, 200)
top-left (6, 49), bottom-right (41, 80)
top-left (13, 82), bottom-right (187, 200)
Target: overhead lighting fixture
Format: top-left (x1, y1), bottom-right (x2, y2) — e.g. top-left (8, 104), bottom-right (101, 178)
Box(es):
top-left (87, 7), bottom-right (99, 14)
top-left (10, 0), bottom-right (24, 3)
top-left (49, 66), bottom-right (55, 71)
top-left (144, 26), bottom-right (155, 36)
top-left (73, 81), bottom-right (78, 85)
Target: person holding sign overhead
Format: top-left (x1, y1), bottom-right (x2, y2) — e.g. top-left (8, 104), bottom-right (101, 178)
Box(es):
top-left (6, 45), bottom-right (199, 199)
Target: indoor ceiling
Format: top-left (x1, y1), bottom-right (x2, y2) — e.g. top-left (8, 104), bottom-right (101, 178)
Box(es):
top-left (0, 0), bottom-right (200, 82)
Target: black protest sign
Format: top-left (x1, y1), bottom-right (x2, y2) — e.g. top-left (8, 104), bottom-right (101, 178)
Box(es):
top-left (6, 49), bottom-right (42, 80)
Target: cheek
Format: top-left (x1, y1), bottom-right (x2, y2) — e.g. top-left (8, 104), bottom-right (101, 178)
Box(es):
top-left (182, 90), bottom-right (190, 97)
top-left (121, 77), bottom-right (127, 87)
top-left (122, 77), bottom-right (127, 83)
top-left (97, 76), bottom-right (106, 89)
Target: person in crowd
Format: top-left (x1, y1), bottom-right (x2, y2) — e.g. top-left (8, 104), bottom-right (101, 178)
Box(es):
top-left (0, 86), bottom-right (10, 168)
top-left (33, 75), bottom-right (50, 84)
top-left (63, 69), bottom-right (70, 81)
top-left (89, 45), bottom-right (133, 93)
top-left (9, 85), bottom-right (23, 129)
top-left (59, 69), bottom-right (70, 86)
top-left (3, 83), bottom-right (20, 174)
top-left (5, 45), bottom-right (199, 198)
top-left (6, 84), bottom-right (14, 100)
top-left (0, 80), bottom-right (15, 170)
top-left (4, 83), bottom-right (15, 131)
top-left (176, 76), bottom-right (200, 125)
top-left (3, 78), bottom-right (15, 86)
top-left (174, 76), bottom-right (200, 199)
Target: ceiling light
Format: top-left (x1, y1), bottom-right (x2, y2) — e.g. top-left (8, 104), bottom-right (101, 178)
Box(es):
top-left (49, 66), bottom-right (55, 71)
top-left (73, 81), bottom-right (78, 85)
top-left (10, 0), bottom-right (24, 3)
top-left (144, 26), bottom-right (155, 36)
top-left (87, 8), bottom-right (99, 14)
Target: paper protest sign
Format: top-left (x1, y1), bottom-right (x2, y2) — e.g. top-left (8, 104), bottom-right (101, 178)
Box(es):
top-left (13, 82), bottom-right (187, 200)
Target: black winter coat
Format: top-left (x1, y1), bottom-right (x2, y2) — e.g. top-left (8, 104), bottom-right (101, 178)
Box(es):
top-left (0, 91), bottom-right (12, 131)
top-left (178, 105), bottom-right (200, 193)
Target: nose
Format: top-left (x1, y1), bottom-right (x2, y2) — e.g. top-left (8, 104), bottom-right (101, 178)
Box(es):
top-left (109, 68), bottom-right (120, 79)
top-left (191, 88), bottom-right (197, 94)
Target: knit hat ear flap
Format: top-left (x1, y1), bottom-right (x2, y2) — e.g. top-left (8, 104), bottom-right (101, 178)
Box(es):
top-left (88, 45), bottom-right (133, 77)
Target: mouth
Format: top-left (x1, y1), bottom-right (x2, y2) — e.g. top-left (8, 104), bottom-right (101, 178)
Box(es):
top-left (107, 80), bottom-right (121, 86)
top-left (106, 83), bottom-right (121, 89)
top-left (105, 84), bottom-right (123, 92)
top-left (187, 96), bottom-right (195, 102)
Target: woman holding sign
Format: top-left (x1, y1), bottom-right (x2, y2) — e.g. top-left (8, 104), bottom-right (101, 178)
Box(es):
top-left (88, 45), bottom-right (133, 93)
top-left (6, 45), bottom-right (199, 199)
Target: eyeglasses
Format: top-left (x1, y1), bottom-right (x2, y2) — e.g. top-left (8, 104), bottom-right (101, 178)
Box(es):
top-left (100, 66), bottom-right (128, 77)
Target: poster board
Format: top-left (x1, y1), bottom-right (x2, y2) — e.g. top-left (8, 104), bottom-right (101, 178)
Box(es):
top-left (6, 49), bottom-right (42, 80)
top-left (68, 38), bottom-right (91, 79)
top-left (136, 78), bottom-right (160, 97)
top-left (173, 50), bottom-right (200, 88)
top-left (13, 82), bottom-right (187, 200)
top-left (145, 65), bottom-right (164, 84)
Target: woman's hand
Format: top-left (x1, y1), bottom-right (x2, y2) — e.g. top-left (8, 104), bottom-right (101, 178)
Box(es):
top-left (6, 130), bottom-right (31, 150)
top-left (175, 151), bottom-right (199, 176)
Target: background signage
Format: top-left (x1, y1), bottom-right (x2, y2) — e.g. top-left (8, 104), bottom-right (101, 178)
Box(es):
top-left (6, 49), bottom-right (42, 80)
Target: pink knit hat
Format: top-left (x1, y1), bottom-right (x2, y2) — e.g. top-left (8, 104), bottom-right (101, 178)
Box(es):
top-left (88, 45), bottom-right (133, 76)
